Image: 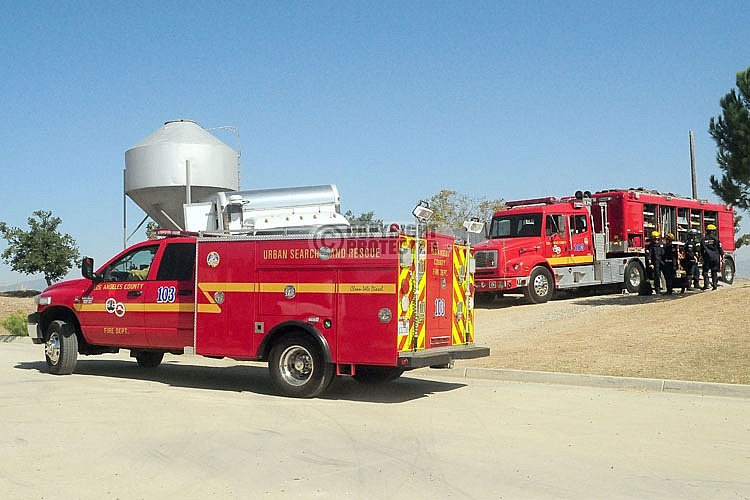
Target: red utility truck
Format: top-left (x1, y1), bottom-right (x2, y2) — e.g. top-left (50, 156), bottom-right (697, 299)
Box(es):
top-left (27, 227), bottom-right (488, 397)
top-left (473, 188), bottom-right (736, 304)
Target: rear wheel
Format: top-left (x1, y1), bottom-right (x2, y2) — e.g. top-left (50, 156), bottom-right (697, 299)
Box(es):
top-left (135, 351), bottom-right (164, 368)
top-left (721, 258), bottom-right (735, 284)
top-left (523, 267), bottom-right (554, 304)
top-left (269, 335), bottom-right (334, 398)
top-left (624, 260), bottom-right (645, 293)
top-left (45, 320), bottom-right (78, 375)
top-left (353, 365), bottom-right (405, 384)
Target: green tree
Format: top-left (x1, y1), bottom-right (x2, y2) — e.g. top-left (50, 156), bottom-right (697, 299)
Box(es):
top-left (426, 190), bottom-right (504, 229)
top-left (146, 220), bottom-right (159, 239)
top-left (343, 210), bottom-right (384, 229)
top-left (0, 210), bottom-right (80, 286)
top-left (709, 66), bottom-right (750, 247)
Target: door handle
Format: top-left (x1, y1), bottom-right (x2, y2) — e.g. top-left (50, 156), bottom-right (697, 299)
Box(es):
top-left (178, 289), bottom-right (193, 296)
top-left (127, 290), bottom-right (142, 297)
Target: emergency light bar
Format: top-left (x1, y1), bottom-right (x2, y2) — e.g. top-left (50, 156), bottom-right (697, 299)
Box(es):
top-left (505, 196), bottom-right (558, 207)
top-left (153, 228), bottom-right (199, 237)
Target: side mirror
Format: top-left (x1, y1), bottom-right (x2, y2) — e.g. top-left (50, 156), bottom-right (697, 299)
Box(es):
top-left (81, 257), bottom-right (102, 282)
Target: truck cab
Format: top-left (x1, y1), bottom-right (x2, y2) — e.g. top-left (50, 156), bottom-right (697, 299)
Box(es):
top-left (28, 237), bottom-right (197, 368)
top-left (473, 196), bottom-right (596, 303)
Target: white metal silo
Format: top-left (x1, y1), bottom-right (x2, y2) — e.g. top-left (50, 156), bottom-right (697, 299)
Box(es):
top-left (125, 120), bottom-right (240, 230)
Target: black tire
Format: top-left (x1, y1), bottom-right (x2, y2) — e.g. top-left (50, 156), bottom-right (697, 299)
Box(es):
top-left (352, 365), bottom-right (405, 384)
top-left (721, 258), bottom-right (735, 285)
top-left (45, 320), bottom-right (78, 375)
top-left (624, 260), bottom-right (645, 294)
top-left (474, 292), bottom-right (495, 306)
top-left (269, 335), bottom-right (334, 398)
top-left (523, 267), bottom-right (554, 304)
top-left (135, 351), bottom-right (164, 368)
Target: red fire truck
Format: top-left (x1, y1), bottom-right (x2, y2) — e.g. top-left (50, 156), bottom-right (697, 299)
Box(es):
top-left (27, 225), bottom-right (489, 397)
top-left (473, 188), bottom-right (736, 304)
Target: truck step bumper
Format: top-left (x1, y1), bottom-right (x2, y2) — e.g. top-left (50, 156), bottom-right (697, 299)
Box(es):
top-left (398, 345), bottom-right (490, 369)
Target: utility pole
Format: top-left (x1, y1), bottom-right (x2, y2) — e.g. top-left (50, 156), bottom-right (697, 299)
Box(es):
top-left (689, 130), bottom-right (698, 199)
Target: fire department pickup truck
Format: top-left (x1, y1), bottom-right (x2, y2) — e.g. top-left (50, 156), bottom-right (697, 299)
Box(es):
top-left (27, 227), bottom-right (488, 397)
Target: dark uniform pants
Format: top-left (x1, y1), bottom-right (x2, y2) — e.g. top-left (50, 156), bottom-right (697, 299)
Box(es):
top-left (652, 263), bottom-right (662, 291)
top-left (702, 258), bottom-right (720, 289)
top-left (663, 260), bottom-right (675, 293)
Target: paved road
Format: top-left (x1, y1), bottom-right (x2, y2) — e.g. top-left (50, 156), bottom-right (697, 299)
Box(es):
top-left (2, 342), bottom-right (749, 499)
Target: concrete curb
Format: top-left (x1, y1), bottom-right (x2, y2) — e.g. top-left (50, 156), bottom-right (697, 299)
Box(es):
top-left (5, 335), bottom-right (749, 398)
top-left (1, 335), bottom-right (32, 343)
top-left (443, 367), bottom-right (750, 399)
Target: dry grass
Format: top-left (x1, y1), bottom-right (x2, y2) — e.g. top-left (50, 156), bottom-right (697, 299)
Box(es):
top-left (467, 280), bottom-right (750, 384)
top-left (0, 292), bottom-right (36, 335)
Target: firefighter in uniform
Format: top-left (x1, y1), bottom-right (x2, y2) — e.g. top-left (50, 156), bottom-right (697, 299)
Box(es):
top-left (662, 233), bottom-right (676, 294)
top-left (700, 223), bottom-right (723, 290)
top-left (645, 230), bottom-right (665, 293)
top-left (682, 228), bottom-right (700, 290)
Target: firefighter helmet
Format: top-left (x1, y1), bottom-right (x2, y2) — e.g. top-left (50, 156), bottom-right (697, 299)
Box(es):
top-left (651, 230), bottom-right (660, 238)
top-left (706, 224), bottom-right (717, 231)
top-left (666, 233), bottom-right (674, 240)
top-left (689, 228), bottom-right (699, 234)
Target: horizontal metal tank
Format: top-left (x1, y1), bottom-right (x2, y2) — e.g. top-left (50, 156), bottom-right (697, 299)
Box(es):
top-left (125, 120), bottom-right (239, 229)
top-left (221, 184), bottom-right (342, 211)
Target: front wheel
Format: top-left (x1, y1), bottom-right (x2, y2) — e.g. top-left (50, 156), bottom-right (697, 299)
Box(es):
top-left (721, 258), bottom-right (735, 285)
top-left (474, 292), bottom-right (496, 306)
top-left (269, 335), bottom-right (334, 398)
top-left (523, 267), bottom-right (554, 304)
top-left (45, 320), bottom-right (78, 375)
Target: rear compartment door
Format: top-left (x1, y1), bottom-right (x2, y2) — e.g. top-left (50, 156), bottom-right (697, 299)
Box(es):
top-left (423, 237), bottom-right (454, 349)
top-left (195, 239), bottom-right (257, 358)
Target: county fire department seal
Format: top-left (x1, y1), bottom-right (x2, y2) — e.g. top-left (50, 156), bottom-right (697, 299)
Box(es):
top-left (207, 251), bottom-right (220, 268)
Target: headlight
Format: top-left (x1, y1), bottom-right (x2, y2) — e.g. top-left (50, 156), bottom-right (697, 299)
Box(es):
top-left (35, 295), bottom-right (52, 306)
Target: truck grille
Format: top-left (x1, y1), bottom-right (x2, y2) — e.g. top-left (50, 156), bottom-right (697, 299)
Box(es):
top-left (474, 250), bottom-right (497, 269)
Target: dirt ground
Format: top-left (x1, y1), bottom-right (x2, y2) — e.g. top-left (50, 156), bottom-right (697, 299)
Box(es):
top-left (3, 280), bottom-right (748, 384)
top-left (465, 279), bottom-right (750, 384)
top-left (0, 293), bottom-right (34, 333)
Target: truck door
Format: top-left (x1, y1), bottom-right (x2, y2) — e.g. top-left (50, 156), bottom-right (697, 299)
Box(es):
top-left (81, 244), bottom-right (159, 347)
top-left (545, 214), bottom-right (569, 265)
top-left (569, 213), bottom-right (594, 264)
top-left (141, 241), bottom-right (196, 349)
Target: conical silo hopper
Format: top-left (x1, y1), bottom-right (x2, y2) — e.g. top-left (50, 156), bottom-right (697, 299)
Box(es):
top-left (125, 120), bottom-right (239, 229)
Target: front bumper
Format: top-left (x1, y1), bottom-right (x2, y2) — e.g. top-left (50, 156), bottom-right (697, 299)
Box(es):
top-left (475, 276), bottom-right (529, 292)
top-left (398, 345), bottom-right (490, 369)
top-left (27, 312), bottom-right (43, 344)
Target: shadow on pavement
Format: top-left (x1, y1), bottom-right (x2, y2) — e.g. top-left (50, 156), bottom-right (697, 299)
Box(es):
top-left (14, 357), bottom-right (466, 404)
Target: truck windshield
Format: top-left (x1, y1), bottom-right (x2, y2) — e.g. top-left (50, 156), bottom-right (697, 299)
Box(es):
top-left (489, 213), bottom-right (543, 238)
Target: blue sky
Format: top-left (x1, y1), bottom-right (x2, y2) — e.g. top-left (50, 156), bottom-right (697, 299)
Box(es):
top-left (1, 1), bottom-right (749, 286)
